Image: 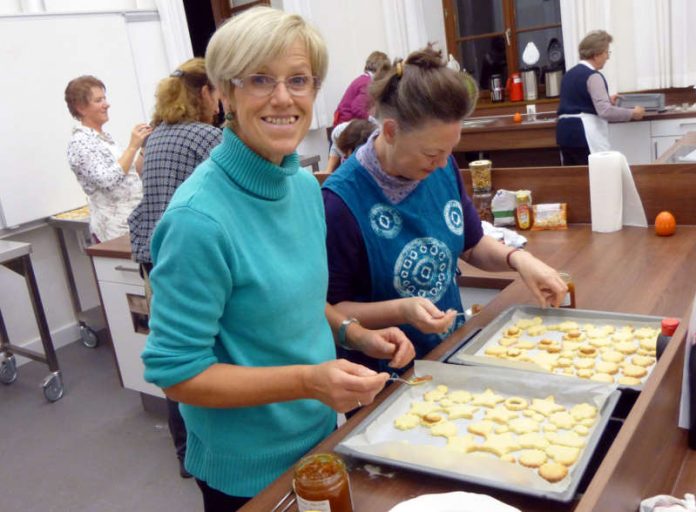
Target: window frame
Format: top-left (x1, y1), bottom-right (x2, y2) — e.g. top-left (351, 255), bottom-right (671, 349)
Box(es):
top-left (442, 0), bottom-right (562, 90)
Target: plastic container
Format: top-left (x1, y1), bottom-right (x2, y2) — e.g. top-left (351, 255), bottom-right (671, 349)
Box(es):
top-left (656, 317), bottom-right (680, 360)
top-left (294, 453), bottom-right (353, 512)
top-left (472, 192), bottom-right (493, 223)
top-left (558, 272), bottom-right (576, 308)
top-left (515, 190), bottom-right (532, 230)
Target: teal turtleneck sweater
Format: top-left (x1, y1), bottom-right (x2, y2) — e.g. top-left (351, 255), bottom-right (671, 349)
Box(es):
top-left (142, 128), bottom-right (336, 497)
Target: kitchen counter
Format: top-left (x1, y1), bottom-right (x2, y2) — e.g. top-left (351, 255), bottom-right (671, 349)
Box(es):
top-left (247, 162), bottom-right (696, 512)
top-left (458, 107), bottom-right (696, 153)
top-left (242, 225), bottom-right (696, 512)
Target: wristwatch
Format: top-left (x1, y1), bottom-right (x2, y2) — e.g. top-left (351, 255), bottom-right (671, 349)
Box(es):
top-left (338, 318), bottom-right (359, 351)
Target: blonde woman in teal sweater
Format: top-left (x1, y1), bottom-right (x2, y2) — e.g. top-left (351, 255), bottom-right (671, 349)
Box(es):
top-left (141, 7), bottom-right (414, 511)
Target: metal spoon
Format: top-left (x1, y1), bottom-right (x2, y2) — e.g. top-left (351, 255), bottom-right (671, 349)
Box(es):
top-left (388, 374), bottom-right (433, 386)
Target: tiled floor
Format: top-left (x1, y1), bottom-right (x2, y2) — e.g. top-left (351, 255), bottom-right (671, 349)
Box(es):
top-left (0, 339), bottom-right (200, 512)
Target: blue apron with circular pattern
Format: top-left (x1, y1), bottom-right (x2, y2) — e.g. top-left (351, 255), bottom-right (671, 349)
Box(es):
top-left (324, 155), bottom-right (466, 368)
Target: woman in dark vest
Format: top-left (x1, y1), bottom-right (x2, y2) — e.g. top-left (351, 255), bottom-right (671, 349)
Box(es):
top-left (323, 45), bottom-right (567, 374)
top-left (556, 30), bottom-right (645, 165)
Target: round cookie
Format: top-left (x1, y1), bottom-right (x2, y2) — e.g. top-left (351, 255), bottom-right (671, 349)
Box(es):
top-left (519, 449), bottom-right (548, 468)
top-left (601, 350), bottom-right (625, 363)
top-left (618, 376), bottom-right (642, 386)
top-left (504, 396), bottom-right (529, 411)
top-left (538, 461), bottom-right (569, 483)
top-left (623, 364), bottom-right (647, 379)
top-left (577, 345), bottom-right (598, 358)
top-left (615, 341), bottom-right (638, 355)
top-left (632, 355), bottom-right (655, 367)
top-left (576, 368), bottom-right (594, 379)
top-left (595, 361), bottom-right (619, 375)
top-left (590, 373), bottom-right (614, 383)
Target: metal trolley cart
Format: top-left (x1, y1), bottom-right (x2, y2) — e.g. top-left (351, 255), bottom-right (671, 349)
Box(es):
top-left (48, 206), bottom-right (105, 348)
top-left (0, 240), bottom-right (64, 402)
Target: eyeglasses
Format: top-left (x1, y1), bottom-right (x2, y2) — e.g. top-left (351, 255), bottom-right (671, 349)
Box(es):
top-left (230, 74), bottom-right (321, 97)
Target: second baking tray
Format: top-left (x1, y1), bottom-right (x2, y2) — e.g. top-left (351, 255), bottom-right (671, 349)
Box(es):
top-left (442, 305), bottom-right (663, 390)
top-left (336, 360), bottom-right (620, 503)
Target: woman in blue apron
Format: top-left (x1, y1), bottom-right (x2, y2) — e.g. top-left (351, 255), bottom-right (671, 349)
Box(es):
top-left (323, 45), bottom-right (568, 374)
top-left (556, 30), bottom-right (645, 165)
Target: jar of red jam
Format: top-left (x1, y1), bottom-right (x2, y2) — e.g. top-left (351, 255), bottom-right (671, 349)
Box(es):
top-left (293, 453), bottom-right (353, 512)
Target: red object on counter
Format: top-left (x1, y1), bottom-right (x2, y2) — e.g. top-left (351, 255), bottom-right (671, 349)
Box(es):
top-left (507, 73), bottom-right (524, 102)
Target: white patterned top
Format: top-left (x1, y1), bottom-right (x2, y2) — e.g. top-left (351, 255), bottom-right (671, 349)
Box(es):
top-left (67, 125), bottom-right (142, 241)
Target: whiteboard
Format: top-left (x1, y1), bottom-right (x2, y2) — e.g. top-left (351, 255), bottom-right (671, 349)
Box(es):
top-left (0, 13), bottom-right (148, 227)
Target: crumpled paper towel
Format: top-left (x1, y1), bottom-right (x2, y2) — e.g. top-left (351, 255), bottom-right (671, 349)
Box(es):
top-left (482, 220), bottom-right (527, 248)
top-left (640, 493), bottom-right (696, 512)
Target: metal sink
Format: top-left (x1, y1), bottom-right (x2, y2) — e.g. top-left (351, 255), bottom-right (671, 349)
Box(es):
top-left (461, 118), bottom-right (495, 128)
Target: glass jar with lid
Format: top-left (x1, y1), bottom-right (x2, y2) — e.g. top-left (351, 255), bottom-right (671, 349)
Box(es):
top-left (294, 453), bottom-right (353, 512)
top-left (472, 191), bottom-right (493, 223)
top-left (469, 159), bottom-right (492, 193)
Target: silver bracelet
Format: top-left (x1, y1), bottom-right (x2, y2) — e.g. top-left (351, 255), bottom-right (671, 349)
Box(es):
top-left (338, 318), bottom-right (359, 351)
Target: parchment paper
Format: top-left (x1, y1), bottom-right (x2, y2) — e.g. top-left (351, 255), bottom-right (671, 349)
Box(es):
top-left (340, 361), bottom-right (617, 497)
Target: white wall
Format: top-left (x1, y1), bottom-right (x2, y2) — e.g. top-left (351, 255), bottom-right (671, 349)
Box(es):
top-left (0, 3), bottom-right (170, 365)
top-left (297, 0), bottom-right (446, 167)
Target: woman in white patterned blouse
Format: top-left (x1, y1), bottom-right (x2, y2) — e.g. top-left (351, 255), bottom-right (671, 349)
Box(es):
top-left (65, 75), bottom-right (151, 242)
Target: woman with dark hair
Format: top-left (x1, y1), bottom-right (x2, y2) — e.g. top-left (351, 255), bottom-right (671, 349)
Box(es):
top-left (65, 75), bottom-right (151, 242)
top-left (323, 45), bottom-right (567, 373)
top-left (556, 30), bottom-right (645, 165)
top-left (128, 56), bottom-right (222, 479)
top-left (333, 50), bottom-right (391, 125)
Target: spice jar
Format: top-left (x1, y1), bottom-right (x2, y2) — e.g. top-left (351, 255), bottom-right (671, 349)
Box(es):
top-left (472, 191), bottom-right (493, 223)
top-left (294, 453), bottom-right (353, 512)
top-left (469, 159), bottom-right (492, 193)
top-left (515, 190), bottom-right (532, 230)
top-left (559, 272), bottom-right (576, 308)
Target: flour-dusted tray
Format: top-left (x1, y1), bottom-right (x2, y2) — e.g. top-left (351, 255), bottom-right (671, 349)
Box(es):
top-left (443, 305), bottom-right (663, 391)
top-left (336, 361), bottom-right (620, 503)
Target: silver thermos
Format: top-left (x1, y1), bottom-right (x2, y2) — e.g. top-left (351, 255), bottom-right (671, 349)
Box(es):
top-left (545, 70), bottom-right (563, 97)
top-left (490, 74), bottom-right (504, 102)
top-left (521, 69), bottom-right (537, 101)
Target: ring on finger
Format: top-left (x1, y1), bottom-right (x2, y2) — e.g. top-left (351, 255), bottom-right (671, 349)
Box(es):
top-left (357, 400), bottom-right (362, 408)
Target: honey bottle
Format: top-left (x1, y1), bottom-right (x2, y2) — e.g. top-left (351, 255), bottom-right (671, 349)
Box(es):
top-left (515, 190), bottom-right (532, 230)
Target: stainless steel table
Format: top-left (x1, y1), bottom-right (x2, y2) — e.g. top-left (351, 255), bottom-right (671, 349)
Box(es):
top-left (0, 240), bottom-right (64, 401)
top-left (47, 211), bottom-right (104, 348)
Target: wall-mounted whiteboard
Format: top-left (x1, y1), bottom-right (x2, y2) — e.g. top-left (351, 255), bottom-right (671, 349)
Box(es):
top-left (0, 12), bottom-right (166, 228)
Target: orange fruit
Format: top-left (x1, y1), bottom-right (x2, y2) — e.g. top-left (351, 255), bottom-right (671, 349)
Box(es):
top-left (513, 112), bottom-right (522, 123)
top-left (655, 211), bottom-right (676, 236)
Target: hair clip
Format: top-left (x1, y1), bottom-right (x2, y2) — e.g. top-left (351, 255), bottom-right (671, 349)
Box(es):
top-left (170, 69), bottom-right (184, 78)
top-left (395, 61), bottom-right (403, 78)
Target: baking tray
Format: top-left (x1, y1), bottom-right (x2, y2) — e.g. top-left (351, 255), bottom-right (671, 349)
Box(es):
top-left (442, 305), bottom-right (663, 391)
top-left (336, 360), bottom-right (620, 503)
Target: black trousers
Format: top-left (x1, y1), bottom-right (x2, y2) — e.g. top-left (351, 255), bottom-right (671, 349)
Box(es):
top-left (195, 479), bottom-right (250, 512)
top-left (166, 398), bottom-right (187, 461)
top-left (560, 146), bottom-right (590, 166)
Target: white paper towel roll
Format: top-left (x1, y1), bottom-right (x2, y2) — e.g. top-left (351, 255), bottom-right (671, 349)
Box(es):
top-left (588, 151), bottom-right (647, 233)
top-left (589, 151), bottom-right (623, 232)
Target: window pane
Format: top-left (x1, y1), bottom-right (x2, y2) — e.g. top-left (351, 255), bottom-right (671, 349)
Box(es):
top-left (517, 27), bottom-right (564, 72)
top-left (459, 36), bottom-right (508, 90)
top-left (515, 0), bottom-right (561, 29)
top-left (455, 0), bottom-right (505, 37)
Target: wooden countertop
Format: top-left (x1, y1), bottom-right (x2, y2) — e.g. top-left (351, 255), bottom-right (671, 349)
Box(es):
top-left (241, 225), bottom-right (696, 512)
top-left (458, 109), bottom-right (696, 152)
top-left (85, 234), bottom-right (132, 259)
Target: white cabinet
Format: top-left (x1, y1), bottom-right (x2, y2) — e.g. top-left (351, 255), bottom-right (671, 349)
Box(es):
top-left (650, 118), bottom-right (696, 162)
top-left (608, 116), bottom-right (696, 164)
top-left (93, 256), bottom-right (163, 398)
top-left (608, 122), bottom-right (651, 164)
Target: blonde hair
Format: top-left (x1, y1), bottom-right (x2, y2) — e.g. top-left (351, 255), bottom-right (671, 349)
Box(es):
top-left (151, 58), bottom-right (215, 127)
top-left (205, 6), bottom-right (327, 111)
top-left (579, 30), bottom-right (613, 60)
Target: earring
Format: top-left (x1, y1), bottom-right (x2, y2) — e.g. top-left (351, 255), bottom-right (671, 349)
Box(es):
top-left (224, 112), bottom-right (234, 121)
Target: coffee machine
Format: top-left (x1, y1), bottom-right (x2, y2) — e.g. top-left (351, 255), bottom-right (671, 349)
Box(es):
top-left (490, 74), bottom-right (504, 102)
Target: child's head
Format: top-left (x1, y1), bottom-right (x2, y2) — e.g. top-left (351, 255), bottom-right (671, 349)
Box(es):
top-left (335, 119), bottom-right (377, 157)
